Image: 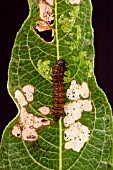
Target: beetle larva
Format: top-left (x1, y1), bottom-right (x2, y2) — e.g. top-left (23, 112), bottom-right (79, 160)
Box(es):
top-left (51, 60), bottom-right (67, 120)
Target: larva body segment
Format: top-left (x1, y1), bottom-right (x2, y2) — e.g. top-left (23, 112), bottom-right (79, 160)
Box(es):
top-left (51, 60), bottom-right (67, 120)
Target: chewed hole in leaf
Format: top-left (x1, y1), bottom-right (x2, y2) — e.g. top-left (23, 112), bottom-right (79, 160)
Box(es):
top-left (12, 124), bottom-right (22, 138)
top-left (33, 21), bottom-right (54, 43)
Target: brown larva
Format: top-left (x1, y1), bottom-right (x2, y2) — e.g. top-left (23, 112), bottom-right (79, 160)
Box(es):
top-left (51, 60), bottom-right (67, 120)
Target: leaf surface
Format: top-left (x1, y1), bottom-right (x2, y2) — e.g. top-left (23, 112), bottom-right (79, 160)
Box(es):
top-left (1, 0), bottom-right (112, 169)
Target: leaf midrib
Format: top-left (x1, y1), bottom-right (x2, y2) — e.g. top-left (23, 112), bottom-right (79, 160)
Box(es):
top-left (55, 0), bottom-right (62, 169)
top-left (55, 0), bottom-right (60, 60)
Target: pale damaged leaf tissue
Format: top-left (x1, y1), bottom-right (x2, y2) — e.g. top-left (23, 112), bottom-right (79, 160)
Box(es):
top-left (1, 0), bottom-right (112, 169)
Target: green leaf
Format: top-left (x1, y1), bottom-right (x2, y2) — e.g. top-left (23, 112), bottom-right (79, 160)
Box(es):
top-left (1, 0), bottom-right (112, 169)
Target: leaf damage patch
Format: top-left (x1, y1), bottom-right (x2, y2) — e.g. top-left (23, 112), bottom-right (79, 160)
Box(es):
top-left (12, 124), bottom-right (22, 138)
top-left (39, 0), bottom-right (55, 26)
top-left (33, 0), bottom-right (55, 43)
top-left (65, 0), bottom-right (82, 5)
top-left (70, 0), bottom-right (82, 5)
top-left (64, 100), bottom-right (92, 127)
top-left (64, 122), bottom-right (90, 152)
top-left (37, 59), bottom-right (51, 79)
top-left (12, 84), bottom-right (51, 142)
top-left (33, 21), bottom-right (54, 43)
top-left (22, 84), bottom-right (34, 102)
top-left (66, 80), bottom-right (90, 100)
top-left (45, 0), bottom-right (54, 6)
top-left (12, 107), bottom-right (51, 141)
top-left (14, 90), bottom-right (28, 107)
top-left (22, 125), bottom-right (38, 141)
top-left (64, 80), bottom-right (92, 152)
top-left (14, 84), bottom-right (34, 107)
top-left (38, 106), bottom-right (50, 115)
top-left (58, 6), bottom-right (79, 33)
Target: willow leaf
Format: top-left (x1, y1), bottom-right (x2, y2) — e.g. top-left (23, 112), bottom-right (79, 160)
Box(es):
top-left (1, 0), bottom-right (112, 169)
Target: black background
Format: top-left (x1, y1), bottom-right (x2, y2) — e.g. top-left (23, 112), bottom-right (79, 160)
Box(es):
top-left (0, 0), bottom-right (113, 140)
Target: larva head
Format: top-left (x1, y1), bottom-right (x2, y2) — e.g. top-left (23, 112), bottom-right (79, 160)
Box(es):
top-left (57, 60), bottom-right (66, 66)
